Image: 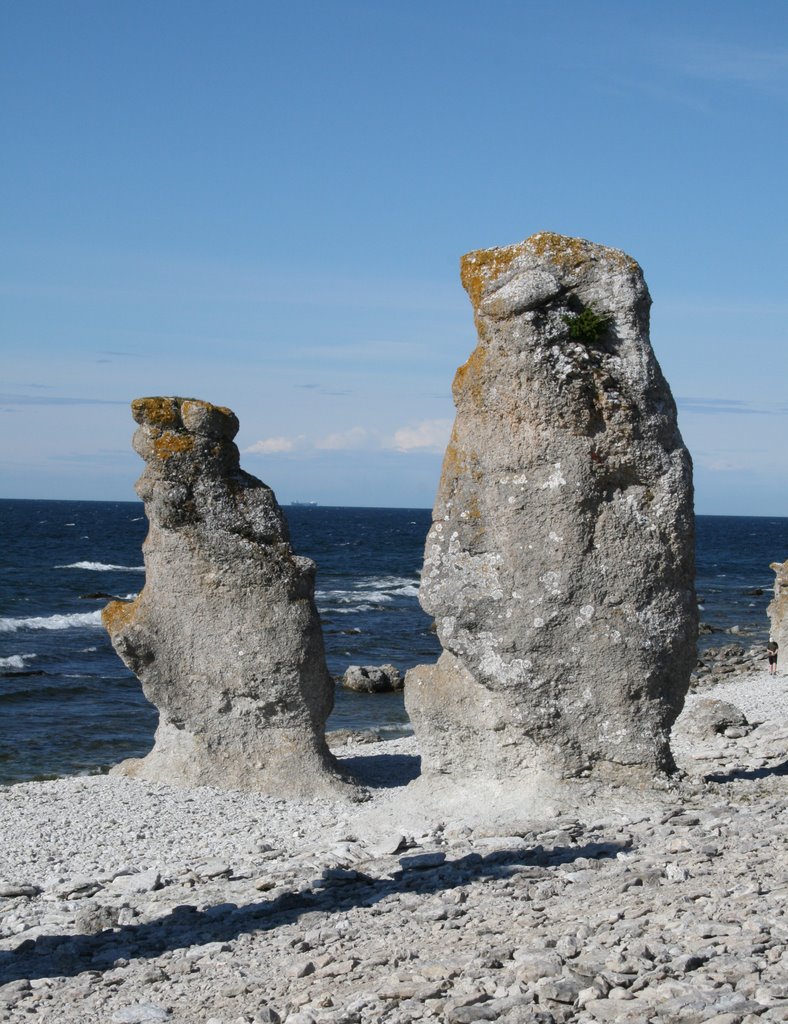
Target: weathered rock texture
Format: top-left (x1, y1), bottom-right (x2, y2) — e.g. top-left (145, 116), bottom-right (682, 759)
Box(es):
top-left (769, 559), bottom-right (787, 652)
top-left (406, 232), bottom-right (697, 784)
top-left (103, 397), bottom-right (350, 797)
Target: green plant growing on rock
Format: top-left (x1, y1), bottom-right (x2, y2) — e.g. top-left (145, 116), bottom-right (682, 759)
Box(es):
top-left (562, 303), bottom-right (613, 344)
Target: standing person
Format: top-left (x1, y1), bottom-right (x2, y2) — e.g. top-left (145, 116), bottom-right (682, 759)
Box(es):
top-left (767, 638), bottom-right (779, 676)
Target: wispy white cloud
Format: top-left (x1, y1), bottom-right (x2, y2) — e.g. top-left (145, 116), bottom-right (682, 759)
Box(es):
top-left (595, 74), bottom-right (711, 114)
top-left (390, 418), bottom-right (453, 453)
top-left (597, 41), bottom-right (788, 115)
top-left (243, 435), bottom-right (303, 455)
top-left (674, 42), bottom-right (788, 88)
top-left (677, 397), bottom-right (786, 416)
top-left (242, 420), bottom-right (455, 457)
top-left (0, 393), bottom-right (127, 407)
top-left (701, 457), bottom-right (751, 473)
top-left (293, 340), bottom-right (424, 362)
top-left (244, 428), bottom-right (376, 454)
top-left (678, 397), bottom-right (764, 415)
top-left (314, 426), bottom-right (371, 451)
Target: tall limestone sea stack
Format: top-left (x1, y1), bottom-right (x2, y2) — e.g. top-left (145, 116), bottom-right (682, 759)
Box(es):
top-left (406, 232), bottom-right (697, 786)
top-left (769, 559), bottom-right (787, 653)
top-left (103, 397), bottom-right (351, 797)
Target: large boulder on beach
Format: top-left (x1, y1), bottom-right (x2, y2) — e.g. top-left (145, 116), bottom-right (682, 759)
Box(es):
top-left (342, 664), bottom-right (403, 693)
top-left (103, 397), bottom-right (352, 797)
top-left (683, 698), bottom-right (748, 738)
top-left (769, 559), bottom-right (787, 653)
top-left (405, 232), bottom-right (697, 785)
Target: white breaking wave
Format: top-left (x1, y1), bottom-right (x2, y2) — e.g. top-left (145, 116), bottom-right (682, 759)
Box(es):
top-left (56, 561), bottom-right (145, 572)
top-left (316, 589), bottom-right (393, 605)
top-left (0, 653), bottom-right (38, 671)
top-left (323, 604), bottom-right (376, 614)
top-left (315, 576), bottom-right (419, 606)
top-left (356, 575), bottom-right (419, 590)
top-left (0, 611), bottom-right (104, 633)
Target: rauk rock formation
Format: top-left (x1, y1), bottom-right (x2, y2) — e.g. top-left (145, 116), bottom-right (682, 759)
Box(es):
top-left (103, 397), bottom-right (350, 797)
top-left (769, 559), bottom-right (787, 652)
top-left (405, 232), bottom-right (697, 784)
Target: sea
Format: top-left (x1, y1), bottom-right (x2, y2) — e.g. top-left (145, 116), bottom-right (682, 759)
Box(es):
top-left (1, 499), bottom-right (786, 786)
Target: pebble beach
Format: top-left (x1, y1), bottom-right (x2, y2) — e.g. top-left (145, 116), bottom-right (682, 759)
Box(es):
top-left (1, 668), bottom-right (786, 1024)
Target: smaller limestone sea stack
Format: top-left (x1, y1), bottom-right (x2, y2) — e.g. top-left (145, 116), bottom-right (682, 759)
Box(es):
top-left (769, 559), bottom-right (787, 653)
top-left (406, 232), bottom-right (697, 787)
top-left (103, 397), bottom-right (351, 797)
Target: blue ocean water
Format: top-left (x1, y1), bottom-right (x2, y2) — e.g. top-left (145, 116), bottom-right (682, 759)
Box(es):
top-left (1, 499), bottom-right (786, 785)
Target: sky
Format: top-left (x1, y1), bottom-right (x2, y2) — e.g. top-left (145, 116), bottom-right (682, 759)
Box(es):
top-left (1, 1), bottom-right (787, 514)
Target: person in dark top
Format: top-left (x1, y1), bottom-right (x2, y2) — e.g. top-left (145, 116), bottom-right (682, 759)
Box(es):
top-left (767, 638), bottom-right (779, 676)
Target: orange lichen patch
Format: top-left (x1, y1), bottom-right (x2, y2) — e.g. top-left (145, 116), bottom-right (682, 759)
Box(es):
top-left (102, 595), bottom-right (141, 634)
top-left (132, 397), bottom-right (183, 428)
top-left (460, 233), bottom-right (640, 311)
top-left (153, 430), bottom-right (195, 460)
top-left (452, 344), bottom-right (488, 407)
top-left (460, 244), bottom-right (523, 309)
top-left (525, 231), bottom-right (639, 274)
top-left (440, 428), bottom-right (480, 484)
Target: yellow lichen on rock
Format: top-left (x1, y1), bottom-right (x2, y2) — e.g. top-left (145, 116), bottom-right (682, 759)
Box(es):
top-left (102, 596), bottom-right (141, 635)
top-left (439, 428), bottom-right (481, 492)
top-left (526, 231), bottom-right (640, 274)
top-left (132, 397), bottom-right (182, 428)
top-left (152, 430), bottom-right (195, 460)
top-left (461, 232), bottom-right (640, 311)
top-left (460, 244), bottom-right (523, 309)
top-left (452, 344), bottom-right (487, 406)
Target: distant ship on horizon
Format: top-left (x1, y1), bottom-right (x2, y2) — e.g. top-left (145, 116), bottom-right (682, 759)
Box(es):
top-left (289, 500), bottom-right (318, 507)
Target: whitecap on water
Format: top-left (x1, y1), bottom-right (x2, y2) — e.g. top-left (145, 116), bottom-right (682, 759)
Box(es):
top-left (0, 611), bottom-right (104, 632)
top-left (356, 575), bottom-right (419, 590)
top-left (56, 561), bottom-right (145, 572)
top-left (0, 653), bottom-right (37, 672)
top-left (322, 604), bottom-right (377, 614)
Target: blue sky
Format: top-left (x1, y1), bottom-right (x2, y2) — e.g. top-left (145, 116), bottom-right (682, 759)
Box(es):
top-left (2, 1), bottom-right (786, 514)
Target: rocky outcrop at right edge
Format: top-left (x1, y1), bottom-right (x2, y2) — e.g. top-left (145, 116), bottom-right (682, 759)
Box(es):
top-left (405, 232), bottom-right (698, 787)
top-left (769, 559), bottom-right (788, 652)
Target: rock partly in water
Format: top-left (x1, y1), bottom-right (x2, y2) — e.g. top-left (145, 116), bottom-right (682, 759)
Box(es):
top-left (769, 559), bottom-right (787, 653)
top-left (341, 664), bottom-right (404, 693)
top-left (103, 397), bottom-right (354, 798)
top-left (406, 232), bottom-right (697, 785)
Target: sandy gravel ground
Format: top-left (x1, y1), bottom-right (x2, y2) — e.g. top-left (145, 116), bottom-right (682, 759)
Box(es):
top-left (1, 669), bottom-right (786, 1024)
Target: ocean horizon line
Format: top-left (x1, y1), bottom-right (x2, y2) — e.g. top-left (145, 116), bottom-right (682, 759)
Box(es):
top-left (1, 496), bottom-right (787, 521)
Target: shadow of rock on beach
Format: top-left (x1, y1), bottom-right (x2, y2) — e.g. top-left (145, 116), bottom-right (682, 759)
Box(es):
top-left (339, 752), bottom-right (421, 789)
top-left (705, 757), bottom-right (788, 783)
top-left (0, 841), bottom-right (626, 986)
